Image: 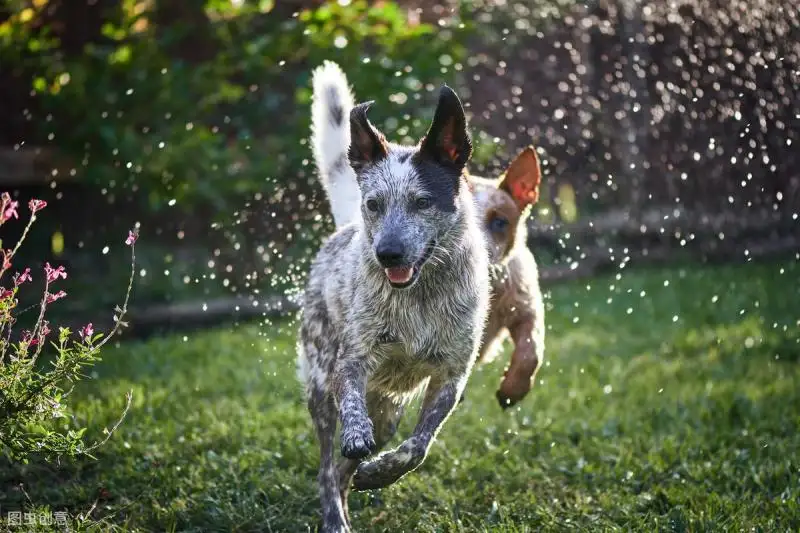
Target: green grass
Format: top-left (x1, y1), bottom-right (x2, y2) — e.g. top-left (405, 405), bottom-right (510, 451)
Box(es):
top-left (2, 260), bottom-right (799, 532)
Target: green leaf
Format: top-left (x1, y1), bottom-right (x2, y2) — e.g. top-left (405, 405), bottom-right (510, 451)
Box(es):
top-left (32, 76), bottom-right (46, 93)
top-left (109, 44), bottom-right (133, 64)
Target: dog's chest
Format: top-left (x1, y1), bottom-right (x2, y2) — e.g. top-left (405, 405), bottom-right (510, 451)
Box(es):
top-left (372, 317), bottom-right (438, 362)
top-left (366, 306), bottom-right (453, 394)
top-left (368, 346), bottom-right (439, 395)
top-left (375, 287), bottom-right (462, 350)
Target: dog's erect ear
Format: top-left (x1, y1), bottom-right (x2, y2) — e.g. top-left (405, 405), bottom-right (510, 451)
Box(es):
top-left (348, 101), bottom-right (388, 172)
top-left (419, 85), bottom-right (472, 169)
top-left (498, 146), bottom-right (542, 209)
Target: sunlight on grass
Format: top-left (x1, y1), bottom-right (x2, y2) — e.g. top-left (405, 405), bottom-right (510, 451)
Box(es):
top-left (1, 260), bottom-right (798, 532)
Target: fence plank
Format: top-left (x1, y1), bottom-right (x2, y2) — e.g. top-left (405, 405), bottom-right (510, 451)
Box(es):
top-left (0, 147), bottom-right (71, 186)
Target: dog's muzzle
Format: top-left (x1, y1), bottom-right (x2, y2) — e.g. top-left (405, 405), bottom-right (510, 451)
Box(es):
top-left (379, 240), bottom-right (436, 289)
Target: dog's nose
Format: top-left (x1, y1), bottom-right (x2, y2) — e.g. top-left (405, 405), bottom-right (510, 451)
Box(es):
top-left (375, 239), bottom-right (406, 267)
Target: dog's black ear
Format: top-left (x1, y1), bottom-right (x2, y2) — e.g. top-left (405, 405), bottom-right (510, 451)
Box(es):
top-left (419, 85), bottom-right (472, 170)
top-left (348, 101), bottom-right (388, 172)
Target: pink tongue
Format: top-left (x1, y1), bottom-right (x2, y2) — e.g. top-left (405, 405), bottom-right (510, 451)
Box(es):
top-left (385, 266), bottom-right (414, 284)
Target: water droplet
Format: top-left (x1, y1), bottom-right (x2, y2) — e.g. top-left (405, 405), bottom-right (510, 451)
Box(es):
top-left (333, 35), bottom-right (348, 49)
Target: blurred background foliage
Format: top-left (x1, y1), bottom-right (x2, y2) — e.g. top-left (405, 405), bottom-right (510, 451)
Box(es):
top-left (1, 0), bottom-right (472, 210)
top-left (0, 0), bottom-right (797, 329)
top-left (0, 0), bottom-right (480, 318)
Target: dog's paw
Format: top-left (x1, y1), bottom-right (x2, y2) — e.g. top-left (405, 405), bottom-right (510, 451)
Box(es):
top-left (352, 440), bottom-right (426, 491)
top-left (340, 424), bottom-right (376, 460)
top-left (351, 459), bottom-right (383, 491)
top-left (496, 374), bottom-right (532, 409)
top-left (319, 498), bottom-right (350, 533)
top-left (320, 522), bottom-right (350, 533)
top-left (352, 455), bottom-right (411, 491)
top-left (496, 389), bottom-right (520, 409)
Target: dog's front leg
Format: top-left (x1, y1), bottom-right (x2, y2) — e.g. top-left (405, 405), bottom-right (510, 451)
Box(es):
top-left (496, 315), bottom-right (543, 409)
top-left (351, 375), bottom-right (462, 491)
top-left (333, 351), bottom-right (376, 460)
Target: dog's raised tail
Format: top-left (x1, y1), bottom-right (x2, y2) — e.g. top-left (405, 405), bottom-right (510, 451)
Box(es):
top-left (311, 61), bottom-right (361, 229)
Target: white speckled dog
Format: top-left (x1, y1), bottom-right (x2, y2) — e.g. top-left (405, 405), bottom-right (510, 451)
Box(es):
top-left (298, 61), bottom-right (490, 532)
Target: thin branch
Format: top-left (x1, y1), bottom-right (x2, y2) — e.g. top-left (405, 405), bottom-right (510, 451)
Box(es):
top-left (95, 242), bottom-right (136, 351)
top-left (81, 390), bottom-right (133, 454)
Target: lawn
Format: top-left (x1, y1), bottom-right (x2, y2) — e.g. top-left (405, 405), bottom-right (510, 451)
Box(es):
top-left (1, 260), bottom-right (799, 532)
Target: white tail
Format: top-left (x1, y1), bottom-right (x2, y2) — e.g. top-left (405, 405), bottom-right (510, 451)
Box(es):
top-left (310, 61), bottom-right (361, 229)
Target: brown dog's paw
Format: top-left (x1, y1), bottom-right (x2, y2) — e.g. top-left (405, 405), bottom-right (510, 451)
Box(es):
top-left (496, 389), bottom-right (522, 409)
top-left (496, 375), bottom-right (532, 409)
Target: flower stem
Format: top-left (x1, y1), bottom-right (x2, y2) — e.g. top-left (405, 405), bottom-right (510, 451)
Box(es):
top-left (0, 214), bottom-right (37, 280)
top-left (96, 243), bottom-right (136, 350)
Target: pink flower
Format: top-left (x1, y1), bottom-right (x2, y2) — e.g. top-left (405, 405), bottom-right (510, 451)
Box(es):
top-left (21, 330), bottom-right (37, 345)
top-left (2, 250), bottom-right (11, 270)
top-left (0, 288), bottom-right (13, 300)
top-left (46, 290), bottom-right (67, 304)
top-left (13, 268), bottom-right (32, 286)
top-left (125, 229), bottom-right (139, 246)
top-left (44, 262), bottom-right (67, 282)
top-left (79, 323), bottom-right (94, 341)
top-left (2, 200), bottom-right (19, 222)
top-left (28, 199), bottom-right (47, 213)
top-left (40, 321), bottom-right (51, 337)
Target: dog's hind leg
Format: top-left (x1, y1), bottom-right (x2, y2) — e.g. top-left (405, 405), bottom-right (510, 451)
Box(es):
top-left (337, 392), bottom-right (405, 524)
top-left (308, 382), bottom-right (349, 533)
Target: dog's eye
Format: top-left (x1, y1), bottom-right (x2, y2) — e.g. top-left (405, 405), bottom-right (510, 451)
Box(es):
top-left (488, 216), bottom-right (509, 233)
top-left (365, 199), bottom-right (379, 212)
top-left (415, 197), bottom-right (432, 210)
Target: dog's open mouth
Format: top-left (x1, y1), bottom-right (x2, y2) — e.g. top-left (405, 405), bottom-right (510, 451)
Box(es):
top-left (384, 241), bottom-right (436, 289)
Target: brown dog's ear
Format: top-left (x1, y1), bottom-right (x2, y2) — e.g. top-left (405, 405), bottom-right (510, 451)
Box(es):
top-left (498, 146), bottom-right (542, 209)
top-left (348, 101), bottom-right (389, 173)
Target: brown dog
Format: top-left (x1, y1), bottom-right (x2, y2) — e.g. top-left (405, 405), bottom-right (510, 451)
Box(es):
top-left (469, 146), bottom-right (546, 408)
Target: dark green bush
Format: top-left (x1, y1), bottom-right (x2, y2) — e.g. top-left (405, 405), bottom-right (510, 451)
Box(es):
top-left (2, 1), bottom-right (474, 214)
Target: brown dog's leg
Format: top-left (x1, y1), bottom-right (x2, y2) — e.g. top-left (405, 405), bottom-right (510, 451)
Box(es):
top-left (496, 316), bottom-right (543, 409)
